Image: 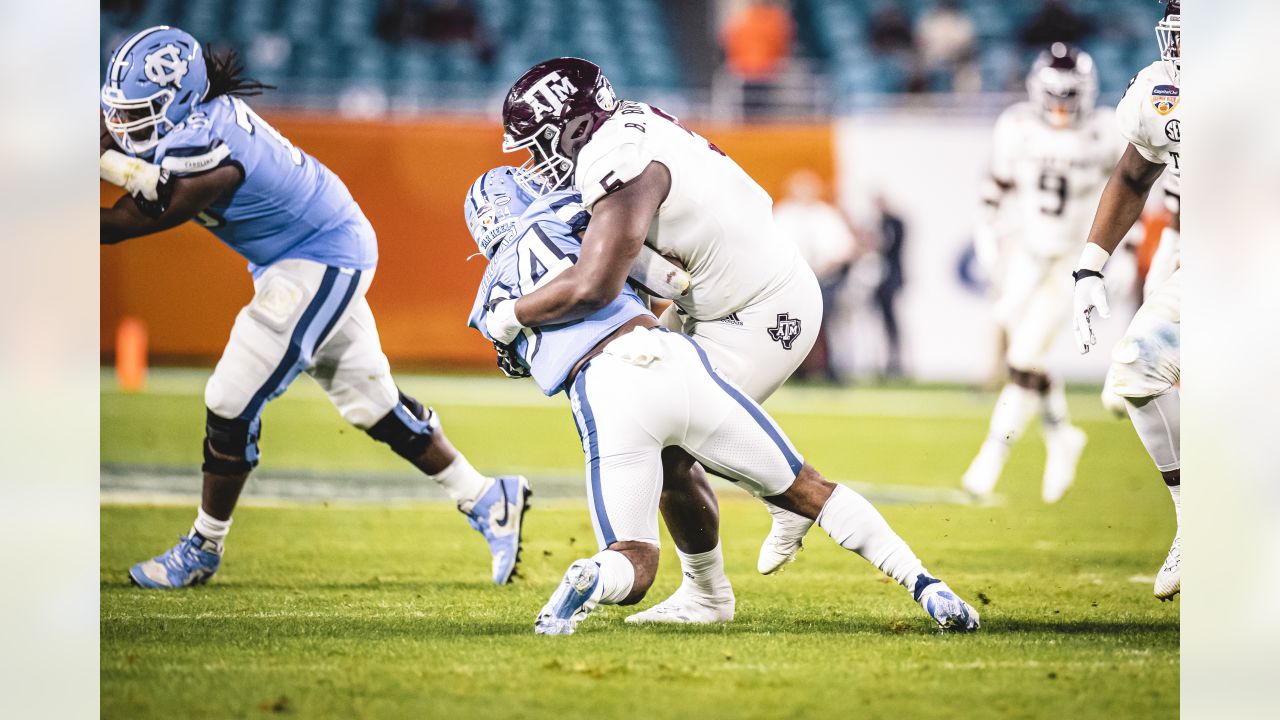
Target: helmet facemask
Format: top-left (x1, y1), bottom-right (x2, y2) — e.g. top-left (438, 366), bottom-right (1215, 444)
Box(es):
top-left (101, 85), bottom-right (175, 155)
top-left (504, 124), bottom-right (572, 197)
top-left (1156, 11), bottom-right (1181, 85)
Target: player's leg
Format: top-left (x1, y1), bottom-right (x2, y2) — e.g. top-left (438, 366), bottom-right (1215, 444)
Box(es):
top-left (964, 256), bottom-right (1086, 502)
top-left (687, 265), bottom-right (824, 576)
top-left (537, 356), bottom-right (671, 635)
top-left (129, 260), bottom-right (363, 589)
top-left (307, 295), bottom-right (529, 584)
top-left (673, 332), bottom-right (979, 631)
top-left (1110, 271), bottom-right (1181, 599)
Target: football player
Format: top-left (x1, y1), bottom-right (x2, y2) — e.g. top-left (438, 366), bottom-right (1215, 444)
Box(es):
top-left (1072, 1), bottom-right (1182, 600)
top-left (466, 167), bottom-right (979, 635)
top-left (488, 58), bottom-right (824, 624)
top-left (100, 26), bottom-right (529, 588)
top-left (962, 43), bottom-right (1121, 504)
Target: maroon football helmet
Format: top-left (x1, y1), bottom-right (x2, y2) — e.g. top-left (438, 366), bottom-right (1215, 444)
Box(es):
top-left (502, 57), bottom-right (619, 194)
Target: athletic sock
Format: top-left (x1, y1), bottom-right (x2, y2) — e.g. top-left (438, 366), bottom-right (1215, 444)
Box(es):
top-left (191, 508), bottom-right (231, 549)
top-left (430, 455), bottom-right (492, 511)
top-left (988, 382), bottom-right (1039, 448)
top-left (1167, 483), bottom-right (1181, 527)
top-left (674, 542), bottom-right (732, 598)
top-left (817, 484), bottom-right (928, 589)
top-left (591, 549), bottom-right (636, 605)
top-left (1040, 376), bottom-right (1071, 435)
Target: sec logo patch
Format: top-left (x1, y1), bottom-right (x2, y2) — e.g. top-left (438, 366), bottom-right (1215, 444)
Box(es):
top-left (1165, 119), bottom-right (1180, 143)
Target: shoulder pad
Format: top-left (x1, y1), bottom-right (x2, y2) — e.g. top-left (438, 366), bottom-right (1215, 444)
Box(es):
top-left (576, 118), bottom-right (654, 209)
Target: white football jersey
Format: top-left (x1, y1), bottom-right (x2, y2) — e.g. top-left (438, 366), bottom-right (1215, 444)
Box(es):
top-left (990, 102), bottom-right (1123, 257)
top-left (575, 101), bottom-right (802, 321)
top-left (1116, 61), bottom-right (1182, 181)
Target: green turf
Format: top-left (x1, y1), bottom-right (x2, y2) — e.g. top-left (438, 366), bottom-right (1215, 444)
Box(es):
top-left (101, 371), bottom-right (1178, 719)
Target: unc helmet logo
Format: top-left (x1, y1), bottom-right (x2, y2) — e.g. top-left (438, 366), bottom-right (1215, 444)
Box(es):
top-left (767, 313), bottom-right (803, 350)
top-left (143, 44), bottom-right (190, 88)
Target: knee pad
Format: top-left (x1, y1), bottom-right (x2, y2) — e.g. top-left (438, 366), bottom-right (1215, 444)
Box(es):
top-left (366, 390), bottom-right (438, 461)
top-left (1109, 330), bottom-right (1179, 399)
top-left (203, 409), bottom-right (259, 475)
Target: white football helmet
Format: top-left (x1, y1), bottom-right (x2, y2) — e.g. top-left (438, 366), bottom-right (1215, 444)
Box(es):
top-left (1156, 1), bottom-right (1181, 84)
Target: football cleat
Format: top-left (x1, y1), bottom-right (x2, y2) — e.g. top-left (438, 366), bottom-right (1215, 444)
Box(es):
top-left (757, 503), bottom-right (814, 574)
top-left (913, 575), bottom-right (981, 632)
top-left (1154, 533), bottom-right (1180, 600)
top-left (961, 442), bottom-right (1005, 501)
top-left (535, 559), bottom-right (601, 635)
top-left (462, 475), bottom-right (531, 585)
top-left (625, 584), bottom-right (735, 625)
top-left (1042, 425), bottom-right (1087, 503)
top-left (128, 532), bottom-right (222, 589)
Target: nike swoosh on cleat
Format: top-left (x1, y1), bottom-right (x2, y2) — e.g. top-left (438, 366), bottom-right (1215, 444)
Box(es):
top-left (495, 482), bottom-right (510, 526)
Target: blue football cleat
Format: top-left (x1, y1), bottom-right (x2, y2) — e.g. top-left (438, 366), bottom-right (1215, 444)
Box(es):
top-left (128, 532), bottom-right (222, 589)
top-left (913, 575), bottom-right (981, 632)
top-left (462, 475), bottom-right (531, 585)
top-left (535, 559), bottom-right (601, 635)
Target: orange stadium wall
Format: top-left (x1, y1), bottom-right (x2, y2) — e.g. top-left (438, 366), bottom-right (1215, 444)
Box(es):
top-left (101, 114), bottom-right (835, 368)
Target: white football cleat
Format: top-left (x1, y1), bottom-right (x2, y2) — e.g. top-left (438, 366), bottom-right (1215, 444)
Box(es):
top-left (961, 441), bottom-right (1005, 501)
top-left (757, 503), bottom-right (813, 575)
top-left (625, 584), bottom-right (735, 625)
top-left (1154, 533), bottom-right (1180, 600)
top-left (1042, 425), bottom-right (1087, 503)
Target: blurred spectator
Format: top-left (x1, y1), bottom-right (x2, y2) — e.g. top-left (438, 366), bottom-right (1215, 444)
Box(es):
top-left (376, 0), bottom-right (494, 62)
top-left (774, 170), bottom-right (857, 383)
top-left (869, 3), bottom-right (915, 55)
top-left (872, 194), bottom-right (906, 379)
top-left (868, 3), bottom-right (925, 93)
top-left (1019, 0), bottom-right (1095, 50)
top-left (916, 0), bottom-right (981, 92)
top-left (722, 0), bottom-right (795, 117)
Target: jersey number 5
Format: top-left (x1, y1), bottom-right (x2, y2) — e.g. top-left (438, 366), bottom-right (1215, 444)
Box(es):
top-left (231, 97), bottom-right (304, 166)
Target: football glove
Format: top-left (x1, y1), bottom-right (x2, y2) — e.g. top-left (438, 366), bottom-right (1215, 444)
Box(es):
top-left (493, 340), bottom-right (530, 379)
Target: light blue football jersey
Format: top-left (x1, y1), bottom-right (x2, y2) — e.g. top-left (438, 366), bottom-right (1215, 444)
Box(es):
top-left (469, 191), bottom-right (650, 395)
top-left (151, 95), bottom-right (377, 274)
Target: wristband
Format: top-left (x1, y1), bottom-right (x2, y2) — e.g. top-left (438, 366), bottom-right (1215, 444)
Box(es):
top-left (485, 299), bottom-right (526, 345)
top-left (1076, 243), bottom-right (1111, 273)
top-left (1072, 269), bottom-right (1104, 282)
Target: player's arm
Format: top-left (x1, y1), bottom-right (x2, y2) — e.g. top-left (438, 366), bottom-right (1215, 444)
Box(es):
top-left (1071, 143), bottom-right (1165, 352)
top-left (1083, 143), bottom-right (1165, 256)
top-left (486, 162), bottom-right (671, 342)
top-left (100, 165), bottom-right (242, 245)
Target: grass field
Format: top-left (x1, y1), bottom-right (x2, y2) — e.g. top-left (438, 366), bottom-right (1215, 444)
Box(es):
top-left (101, 370), bottom-right (1178, 719)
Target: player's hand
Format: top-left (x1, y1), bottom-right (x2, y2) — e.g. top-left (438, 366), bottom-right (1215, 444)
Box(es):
top-left (1071, 271), bottom-right (1110, 354)
top-left (493, 341), bottom-right (530, 379)
top-left (485, 299), bottom-right (525, 345)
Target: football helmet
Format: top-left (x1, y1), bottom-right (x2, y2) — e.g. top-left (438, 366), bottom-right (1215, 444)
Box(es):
top-left (464, 166), bottom-right (539, 259)
top-left (501, 57), bottom-right (618, 195)
top-left (1026, 43), bottom-right (1098, 128)
top-left (101, 26), bottom-right (208, 156)
top-left (1156, 1), bottom-right (1181, 85)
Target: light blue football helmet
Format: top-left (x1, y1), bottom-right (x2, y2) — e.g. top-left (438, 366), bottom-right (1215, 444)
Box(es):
top-left (464, 166), bottom-right (539, 259)
top-left (101, 26), bottom-right (208, 156)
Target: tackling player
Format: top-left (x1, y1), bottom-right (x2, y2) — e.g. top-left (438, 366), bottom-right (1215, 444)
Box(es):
top-left (962, 43), bottom-right (1121, 504)
top-left (489, 58), bottom-right (824, 624)
top-left (100, 26), bottom-right (529, 588)
top-left (1072, 1), bottom-right (1182, 599)
top-left (465, 167), bottom-right (979, 635)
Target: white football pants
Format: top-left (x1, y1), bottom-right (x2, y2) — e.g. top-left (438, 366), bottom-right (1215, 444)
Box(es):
top-left (567, 328), bottom-right (805, 550)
